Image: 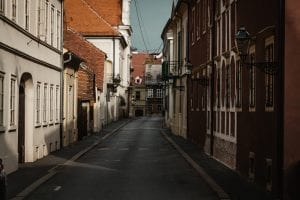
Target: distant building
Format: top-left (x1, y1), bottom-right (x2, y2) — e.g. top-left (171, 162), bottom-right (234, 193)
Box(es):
top-left (162, 1), bottom-right (190, 138)
top-left (64, 0), bottom-right (132, 122)
top-left (63, 26), bottom-right (106, 144)
top-left (0, 0), bottom-right (63, 173)
top-left (130, 52), bottom-right (147, 117)
top-left (145, 55), bottom-right (164, 116)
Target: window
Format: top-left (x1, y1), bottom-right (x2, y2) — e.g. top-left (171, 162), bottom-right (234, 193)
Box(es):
top-left (12, 0), bottom-right (16, 21)
top-left (147, 89), bottom-right (153, 98)
top-left (36, 83), bottom-right (41, 124)
top-left (216, 68), bottom-right (220, 108)
top-left (249, 53), bottom-right (256, 109)
top-left (50, 5), bottom-right (54, 45)
top-left (10, 78), bottom-right (16, 125)
top-left (0, 0), bottom-right (5, 14)
top-left (249, 152), bottom-right (255, 182)
top-left (135, 91), bottom-right (140, 100)
top-left (57, 11), bottom-right (61, 49)
top-left (37, 0), bottom-right (44, 39)
top-left (156, 89), bottom-right (163, 98)
top-left (236, 60), bottom-right (242, 108)
top-left (55, 85), bottom-right (59, 121)
top-left (196, 0), bottom-right (200, 39)
top-left (43, 83), bottom-right (47, 123)
top-left (265, 40), bottom-right (274, 109)
top-left (25, 0), bottom-right (29, 30)
top-left (266, 158), bottom-right (272, 191)
top-left (0, 74), bottom-right (4, 126)
top-left (202, 0), bottom-right (207, 33)
top-left (45, 0), bottom-right (49, 41)
top-left (225, 64), bottom-right (230, 108)
top-left (50, 85), bottom-right (54, 122)
top-left (177, 31), bottom-right (182, 63)
top-left (191, 7), bottom-right (195, 44)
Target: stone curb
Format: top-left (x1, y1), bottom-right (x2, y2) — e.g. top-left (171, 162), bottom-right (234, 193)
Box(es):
top-left (161, 130), bottom-right (231, 200)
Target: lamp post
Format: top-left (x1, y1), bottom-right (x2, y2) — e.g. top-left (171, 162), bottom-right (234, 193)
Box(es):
top-left (235, 26), bottom-right (278, 75)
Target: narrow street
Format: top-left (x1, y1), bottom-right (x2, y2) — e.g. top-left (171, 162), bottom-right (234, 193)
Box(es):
top-left (24, 117), bottom-right (218, 200)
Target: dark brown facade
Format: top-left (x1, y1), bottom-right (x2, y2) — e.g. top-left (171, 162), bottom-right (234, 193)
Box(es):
top-left (188, 0), bottom-right (210, 147)
top-left (236, 0), bottom-right (280, 196)
top-left (284, 0), bottom-right (300, 199)
top-left (186, 0), bottom-right (282, 198)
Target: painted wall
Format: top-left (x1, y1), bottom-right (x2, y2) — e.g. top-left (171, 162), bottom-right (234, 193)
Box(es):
top-left (0, 0), bottom-right (62, 173)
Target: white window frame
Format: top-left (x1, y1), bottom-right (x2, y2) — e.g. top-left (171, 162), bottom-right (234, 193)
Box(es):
top-left (50, 5), bottom-right (54, 46)
top-left (25, 0), bottom-right (30, 30)
top-left (56, 10), bottom-right (61, 49)
top-left (43, 83), bottom-right (48, 124)
top-left (249, 45), bottom-right (256, 112)
top-left (196, 0), bottom-right (200, 40)
top-left (12, 0), bottom-right (17, 22)
top-left (36, 82), bottom-right (41, 125)
top-left (10, 76), bottom-right (16, 127)
top-left (50, 84), bottom-right (54, 123)
top-left (55, 85), bottom-right (59, 122)
top-left (45, 0), bottom-right (49, 42)
top-left (265, 36), bottom-right (275, 112)
top-left (147, 89), bottom-right (153, 98)
top-left (0, 72), bottom-right (4, 128)
top-left (191, 7), bottom-right (195, 45)
top-left (0, 0), bottom-right (5, 14)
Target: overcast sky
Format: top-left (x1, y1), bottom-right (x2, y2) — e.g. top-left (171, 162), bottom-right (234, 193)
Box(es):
top-left (130, 0), bottom-right (174, 53)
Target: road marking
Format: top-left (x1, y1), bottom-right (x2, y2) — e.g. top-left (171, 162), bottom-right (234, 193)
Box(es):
top-left (54, 186), bottom-right (62, 191)
top-left (11, 119), bottom-right (132, 200)
top-left (138, 148), bottom-right (148, 151)
top-left (98, 147), bottom-right (110, 150)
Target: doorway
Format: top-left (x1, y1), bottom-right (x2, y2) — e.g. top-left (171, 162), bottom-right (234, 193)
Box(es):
top-left (18, 84), bottom-right (25, 163)
top-left (18, 73), bottom-right (34, 163)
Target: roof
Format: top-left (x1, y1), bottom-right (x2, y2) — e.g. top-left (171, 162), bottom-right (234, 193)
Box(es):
top-left (131, 52), bottom-right (148, 78)
top-left (64, 0), bottom-right (120, 36)
top-left (64, 26), bottom-right (106, 89)
top-left (84, 0), bottom-right (122, 26)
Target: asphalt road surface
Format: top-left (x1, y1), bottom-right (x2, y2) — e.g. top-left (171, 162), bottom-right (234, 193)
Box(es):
top-left (25, 117), bottom-right (219, 200)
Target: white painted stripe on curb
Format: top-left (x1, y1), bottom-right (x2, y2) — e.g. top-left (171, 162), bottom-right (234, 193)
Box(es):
top-left (161, 130), bottom-right (230, 200)
top-left (10, 119), bottom-right (132, 200)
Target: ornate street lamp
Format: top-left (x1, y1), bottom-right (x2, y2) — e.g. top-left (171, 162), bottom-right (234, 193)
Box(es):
top-left (235, 26), bottom-right (278, 75)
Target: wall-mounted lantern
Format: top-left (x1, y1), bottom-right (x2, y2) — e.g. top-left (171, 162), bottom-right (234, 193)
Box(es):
top-left (235, 26), bottom-right (278, 75)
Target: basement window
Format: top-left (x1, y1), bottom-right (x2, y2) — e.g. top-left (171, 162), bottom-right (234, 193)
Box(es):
top-left (266, 158), bottom-right (272, 192)
top-left (249, 152), bottom-right (255, 182)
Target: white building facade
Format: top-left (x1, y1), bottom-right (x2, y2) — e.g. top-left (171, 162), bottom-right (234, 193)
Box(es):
top-left (0, 0), bottom-right (63, 173)
top-left (162, 2), bottom-right (189, 138)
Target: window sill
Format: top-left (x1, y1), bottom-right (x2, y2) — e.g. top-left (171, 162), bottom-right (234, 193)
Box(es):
top-left (35, 124), bottom-right (42, 128)
top-left (8, 126), bottom-right (17, 132)
top-left (0, 126), bottom-right (6, 133)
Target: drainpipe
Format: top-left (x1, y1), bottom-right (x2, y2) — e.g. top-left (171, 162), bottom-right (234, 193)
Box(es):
top-left (60, 0), bottom-right (64, 149)
top-left (183, 0), bottom-right (191, 137)
top-left (113, 38), bottom-right (116, 79)
top-left (210, 0), bottom-right (216, 156)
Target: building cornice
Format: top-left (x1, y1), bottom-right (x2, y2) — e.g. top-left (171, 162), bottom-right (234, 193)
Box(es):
top-left (0, 42), bottom-right (62, 72)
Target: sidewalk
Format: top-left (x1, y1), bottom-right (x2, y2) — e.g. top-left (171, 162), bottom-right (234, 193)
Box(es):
top-left (7, 119), bottom-right (131, 200)
top-left (163, 129), bottom-right (274, 200)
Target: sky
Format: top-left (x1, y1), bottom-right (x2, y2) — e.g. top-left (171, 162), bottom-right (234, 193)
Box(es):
top-left (130, 0), bottom-right (174, 53)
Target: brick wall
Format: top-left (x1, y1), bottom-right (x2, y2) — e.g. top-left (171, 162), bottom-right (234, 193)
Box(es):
top-left (64, 27), bottom-right (105, 91)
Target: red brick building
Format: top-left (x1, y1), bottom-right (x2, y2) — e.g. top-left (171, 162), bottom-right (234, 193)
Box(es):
top-left (64, 26), bottom-right (106, 138)
top-left (64, 0), bottom-right (132, 120)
